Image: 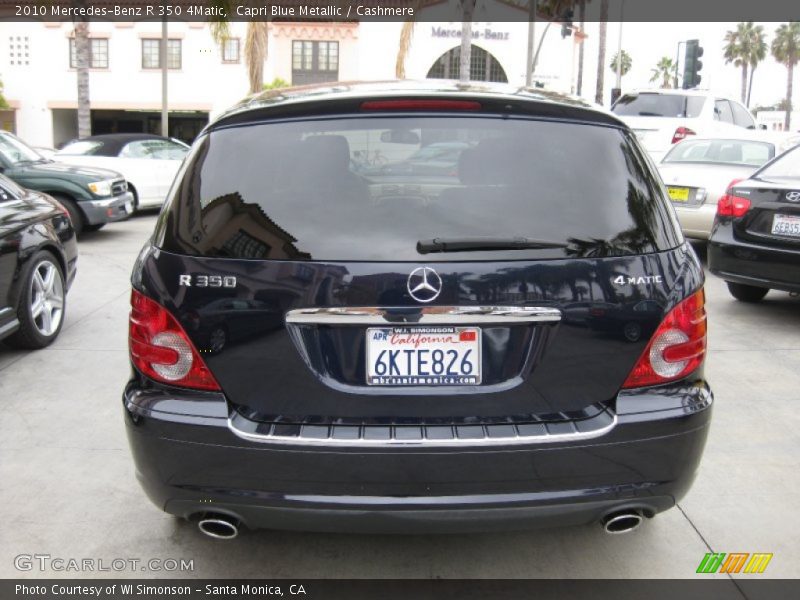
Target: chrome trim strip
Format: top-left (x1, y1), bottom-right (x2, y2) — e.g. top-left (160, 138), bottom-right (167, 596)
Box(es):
top-left (0, 307), bottom-right (13, 317)
top-left (0, 318), bottom-right (20, 338)
top-left (227, 412), bottom-right (616, 448)
top-left (285, 306), bottom-right (562, 325)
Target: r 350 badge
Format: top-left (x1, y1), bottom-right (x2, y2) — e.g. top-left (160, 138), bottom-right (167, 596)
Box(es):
top-left (179, 274), bottom-right (237, 288)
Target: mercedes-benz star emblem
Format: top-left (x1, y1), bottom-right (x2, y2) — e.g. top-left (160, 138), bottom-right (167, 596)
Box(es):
top-left (407, 267), bottom-right (442, 303)
top-left (785, 191), bottom-right (800, 203)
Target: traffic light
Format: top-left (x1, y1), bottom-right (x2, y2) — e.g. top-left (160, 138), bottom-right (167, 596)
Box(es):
top-left (560, 9), bottom-right (574, 38)
top-left (683, 39), bottom-right (704, 89)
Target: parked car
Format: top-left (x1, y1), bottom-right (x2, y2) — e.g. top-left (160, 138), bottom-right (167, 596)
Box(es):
top-left (363, 141), bottom-right (472, 178)
top-left (709, 143), bottom-right (800, 302)
top-left (0, 130), bottom-right (133, 235)
top-left (55, 133), bottom-right (189, 211)
top-left (183, 297), bottom-right (284, 354)
top-left (612, 89), bottom-right (761, 162)
top-left (124, 81), bottom-right (711, 538)
top-left (32, 146), bottom-right (56, 159)
top-left (0, 173), bottom-right (77, 348)
top-left (659, 137), bottom-right (778, 239)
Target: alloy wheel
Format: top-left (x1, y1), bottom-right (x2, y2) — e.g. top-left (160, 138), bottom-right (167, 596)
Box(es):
top-left (30, 260), bottom-right (64, 337)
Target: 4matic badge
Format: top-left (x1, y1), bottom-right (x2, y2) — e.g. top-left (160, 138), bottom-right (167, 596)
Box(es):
top-left (613, 275), bottom-right (663, 286)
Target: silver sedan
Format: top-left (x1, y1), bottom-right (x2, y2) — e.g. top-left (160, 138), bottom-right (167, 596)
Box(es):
top-left (658, 138), bottom-right (778, 239)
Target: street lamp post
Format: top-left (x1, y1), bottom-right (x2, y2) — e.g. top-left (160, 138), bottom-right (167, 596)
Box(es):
top-left (615, 1), bottom-right (624, 91)
top-left (160, 0), bottom-right (168, 137)
top-left (525, 0), bottom-right (537, 86)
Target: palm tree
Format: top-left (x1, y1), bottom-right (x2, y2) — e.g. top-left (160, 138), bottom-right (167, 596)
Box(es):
top-left (459, 1), bottom-right (476, 82)
top-left (73, 3), bottom-right (91, 137)
top-left (595, 0), bottom-right (609, 104)
top-left (609, 50), bottom-right (632, 79)
top-left (650, 57), bottom-right (676, 89)
top-left (209, 3), bottom-right (268, 94)
top-left (396, 21), bottom-right (415, 78)
top-left (0, 77), bottom-right (8, 109)
top-left (395, 0), bottom-right (423, 78)
top-left (746, 25), bottom-right (768, 107)
top-left (724, 22), bottom-right (767, 106)
top-left (771, 22), bottom-right (800, 131)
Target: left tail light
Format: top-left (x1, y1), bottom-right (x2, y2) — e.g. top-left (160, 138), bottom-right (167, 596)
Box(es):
top-left (129, 289), bottom-right (221, 391)
top-left (717, 178), bottom-right (751, 218)
top-left (622, 289), bottom-right (707, 389)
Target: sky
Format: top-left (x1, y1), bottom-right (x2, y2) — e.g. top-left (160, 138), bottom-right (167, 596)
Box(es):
top-left (534, 21), bottom-right (795, 109)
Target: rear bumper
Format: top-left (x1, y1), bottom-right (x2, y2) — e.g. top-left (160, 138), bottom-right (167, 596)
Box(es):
top-left (124, 380), bottom-right (712, 534)
top-left (80, 191), bottom-right (134, 225)
top-left (709, 222), bottom-right (800, 292)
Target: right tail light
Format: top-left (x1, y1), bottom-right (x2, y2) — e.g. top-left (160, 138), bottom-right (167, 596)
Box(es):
top-left (622, 289), bottom-right (707, 389)
top-left (671, 126), bottom-right (696, 144)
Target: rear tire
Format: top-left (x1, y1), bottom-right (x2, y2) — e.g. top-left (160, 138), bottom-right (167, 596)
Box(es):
top-left (208, 325), bottom-right (227, 354)
top-left (6, 251), bottom-right (66, 349)
top-left (52, 194), bottom-right (85, 236)
top-left (726, 282), bottom-right (768, 303)
top-left (128, 184), bottom-right (139, 213)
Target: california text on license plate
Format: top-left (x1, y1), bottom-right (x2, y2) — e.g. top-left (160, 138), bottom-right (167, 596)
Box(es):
top-left (366, 326), bottom-right (481, 386)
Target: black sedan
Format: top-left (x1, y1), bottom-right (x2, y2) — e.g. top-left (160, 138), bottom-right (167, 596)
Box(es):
top-left (0, 173), bottom-right (77, 348)
top-left (709, 144), bottom-right (800, 302)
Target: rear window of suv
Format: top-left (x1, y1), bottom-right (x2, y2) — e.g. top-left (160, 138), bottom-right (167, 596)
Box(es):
top-left (612, 94), bottom-right (706, 118)
top-left (157, 115), bottom-right (680, 261)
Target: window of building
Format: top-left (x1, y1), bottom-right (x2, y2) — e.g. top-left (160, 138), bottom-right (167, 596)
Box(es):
top-left (8, 35), bottom-right (30, 67)
top-left (222, 38), bottom-right (240, 63)
top-left (427, 45), bottom-right (508, 83)
top-left (69, 38), bottom-right (109, 69)
top-left (291, 40), bottom-right (338, 85)
top-left (142, 39), bottom-right (181, 70)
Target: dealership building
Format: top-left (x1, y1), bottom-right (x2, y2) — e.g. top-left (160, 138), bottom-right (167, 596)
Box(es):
top-left (1, 5), bottom-right (589, 148)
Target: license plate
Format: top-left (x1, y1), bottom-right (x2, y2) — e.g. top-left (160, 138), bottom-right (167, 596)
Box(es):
top-left (667, 187), bottom-right (690, 202)
top-left (124, 200), bottom-right (133, 213)
top-left (366, 326), bottom-right (481, 386)
top-left (771, 213), bottom-right (800, 237)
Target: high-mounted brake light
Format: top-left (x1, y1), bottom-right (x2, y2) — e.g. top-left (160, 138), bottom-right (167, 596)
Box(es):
top-left (622, 289), bottom-right (706, 389)
top-left (671, 126), bottom-right (696, 144)
top-left (360, 100), bottom-right (482, 111)
top-left (717, 178), bottom-right (751, 218)
top-left (129, 289), bottom-right (220, 391)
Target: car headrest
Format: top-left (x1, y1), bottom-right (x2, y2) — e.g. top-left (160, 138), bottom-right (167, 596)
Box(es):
top-left (718, 145), bottom-right (743, 163)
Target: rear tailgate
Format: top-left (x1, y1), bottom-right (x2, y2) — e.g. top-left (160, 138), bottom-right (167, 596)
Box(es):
top-left (147, 105), bottom-right (687, 425)
top-left (140, 248), bottom-right (686, 423)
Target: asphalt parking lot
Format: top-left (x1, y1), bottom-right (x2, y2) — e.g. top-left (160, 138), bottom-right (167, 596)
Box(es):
top-left (1, 212), bottom-right (799, 580)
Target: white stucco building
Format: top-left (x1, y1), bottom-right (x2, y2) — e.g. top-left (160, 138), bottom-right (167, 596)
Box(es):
top-left (1, 10), bottom-right (591, 148)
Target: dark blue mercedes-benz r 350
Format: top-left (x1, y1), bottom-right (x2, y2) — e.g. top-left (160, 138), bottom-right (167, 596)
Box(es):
top-left (124, 81), bottom-right (712, 539)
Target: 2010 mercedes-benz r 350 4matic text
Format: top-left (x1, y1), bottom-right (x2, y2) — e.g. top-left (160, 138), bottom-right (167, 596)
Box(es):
top-left (124, 82), bottom-right (712, 538)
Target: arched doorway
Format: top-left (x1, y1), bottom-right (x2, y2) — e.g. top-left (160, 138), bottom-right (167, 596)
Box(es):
top-left (426, 45), bottom-right (508, 83)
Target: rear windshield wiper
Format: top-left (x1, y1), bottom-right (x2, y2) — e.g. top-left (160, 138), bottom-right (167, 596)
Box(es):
top-left (417, 237), bottom-right (567, 254)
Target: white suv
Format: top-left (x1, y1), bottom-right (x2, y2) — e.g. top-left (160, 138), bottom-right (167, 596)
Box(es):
top-left (612, 89), bottom-right (760, 162)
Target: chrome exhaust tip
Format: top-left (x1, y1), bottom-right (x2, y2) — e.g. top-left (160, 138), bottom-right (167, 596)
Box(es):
top-left (601, 511), bottom-right (643, 534)
top-left (197, 515), bottom-right (240, 540)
